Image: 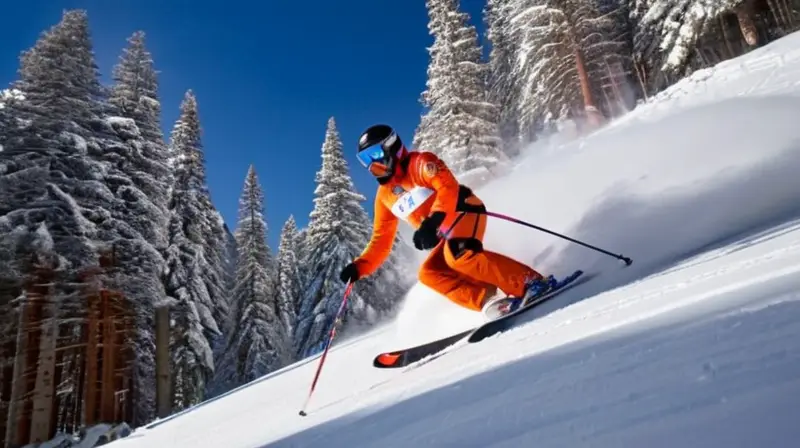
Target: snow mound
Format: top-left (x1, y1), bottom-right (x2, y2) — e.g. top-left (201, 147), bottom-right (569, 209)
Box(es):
top-left (482, 95), bottom-right (800, 294)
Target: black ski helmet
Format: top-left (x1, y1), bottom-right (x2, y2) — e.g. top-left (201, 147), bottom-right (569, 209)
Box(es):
top-left (356, 124), bottom-right (407, 183)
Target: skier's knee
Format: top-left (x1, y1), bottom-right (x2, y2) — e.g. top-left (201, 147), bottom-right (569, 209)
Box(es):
top-left (417, 267), bottom-right (437, 287)
top-left (447, 238), bottom-right (483, 259)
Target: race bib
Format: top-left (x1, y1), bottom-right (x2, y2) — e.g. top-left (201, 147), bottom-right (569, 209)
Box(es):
top-left (390, 187), bottom-right (434, 220)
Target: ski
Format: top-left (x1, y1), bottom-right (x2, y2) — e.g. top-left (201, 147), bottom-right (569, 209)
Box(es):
top-left (372, 269), bottom-right (590, 369)
top-left (373, 328), bottom-right (472, 368)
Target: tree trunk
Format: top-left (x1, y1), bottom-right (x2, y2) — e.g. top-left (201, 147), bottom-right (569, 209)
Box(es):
top-left (155, 305), bottom-right (171, 418)
top-left (4, 300), bottom-right (32, 447)
top-left (633, 57), bottom-right (649, 101)
top-left (719, 16), bottom-right (736, 59)
top-left (100, 292), bottom-right (116, 422)
top-left (573, 46), bottom-right (604, 128)
top-left (84, 295), bottom-right (99, 426)
top-left (736, 1), bottom-right (759, 46)
top-left (766, 0), bottom-right (788, 31)
top-left (0, 315), bottom-right (16, 445)
top-left (29, 298), bottom-right (56, 444)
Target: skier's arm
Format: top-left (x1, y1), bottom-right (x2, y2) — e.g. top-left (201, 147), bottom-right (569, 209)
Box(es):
top-left (354, 197), bottom-right (398, 277)
top-left (413, 152), bottom-right (459, 216)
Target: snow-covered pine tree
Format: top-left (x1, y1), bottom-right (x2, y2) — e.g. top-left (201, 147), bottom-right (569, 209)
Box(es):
top-left (0, 9), bottom-right (164, 426)
top-left (109, 31), bottom-right (172, 227)
top-left (632, 0), bottom-right (746, 92)
top-left (163, 91), bottom-right (222, 410)
top-left (508, 0), bottom-right (626, 136)
top-left (294, 117), bottom-right (402, 357)
top-left (0, 88), bottom-right (24, 153)
top-left (0, 92), bottom-right (7, 153)
top-left (209, 165), bottom-right (283, 395)
top-left (276, 214), bottom-right (302, 360)
top-left (291, 224), bottom-right (308, 327)
top-left (218, 222), bottom-right (238, 336)
top-left (0, 10), bottom-right (116, 269)
top-left (485, 0), bottom-right (523, 156)
top-left (418, 0), bottom-right (505, 184)
top-left (411, 111), bottom-right (433, 153)
top-left (294, 226), bottom-right (308, 265)
top-left (106, 30), bottom-right (174, 423)
top-left (201, 207), bottom-right (230, 355)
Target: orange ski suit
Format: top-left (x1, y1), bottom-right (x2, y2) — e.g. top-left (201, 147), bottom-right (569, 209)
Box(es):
top-left (352, 150), bottom-right (543, 311)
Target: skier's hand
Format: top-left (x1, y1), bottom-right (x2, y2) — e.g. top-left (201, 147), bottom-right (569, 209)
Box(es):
top-left (413, 212), bottom-right (446, 250)
top-left (339, 262), bottom-right (360, 284)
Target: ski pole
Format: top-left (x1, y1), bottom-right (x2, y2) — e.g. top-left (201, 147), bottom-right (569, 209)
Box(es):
top-left (298, 281), bottom-right (354, 417)
top-left (484, 211), bottom-right (633, 266)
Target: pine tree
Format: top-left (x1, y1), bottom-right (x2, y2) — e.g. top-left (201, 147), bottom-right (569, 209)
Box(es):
top-left (109, 31), bottom-right (172, 225)
top-left (276, 215), bottom-right (301, 358)
top-left (0, 9), bottom-right (167, 425)
top-left (631, 0), bottom-right (750, 94)
top-left (0, 9), bottom-right (121, 291)
top-left (508, 0), bottom-right (626, 135)
top-left (485, 0), bottom-right (522, 155)
top-left (211, 165), bottom-right (282, 394)
top-left (294, 117), bottom-right (399, 357)
top-left (100, 115), bottom-right (167, 425)
top-left (292, 224), bottom-right (309, 323)
top-left (0, 88), bottom-right (24, 153)
top-left (106, 30), bottom-right (173, 422)
top-left (218, 222), bottom-right (238, 336)
top-left (418, 0), bottom-right (505, 185)
top-left (163, 91), bottom-right (221, 410)
top-left (202, 206), bottom-right (230, 356)
top-left (0, 11), bottom-right (114, 263)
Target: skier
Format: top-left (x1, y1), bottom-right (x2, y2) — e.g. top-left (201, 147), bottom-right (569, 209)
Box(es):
top-left (339, 124), bottom-right (557, 318)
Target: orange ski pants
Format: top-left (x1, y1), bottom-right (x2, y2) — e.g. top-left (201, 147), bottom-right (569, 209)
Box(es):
top-left (417, 209), bottom-right (542, 311)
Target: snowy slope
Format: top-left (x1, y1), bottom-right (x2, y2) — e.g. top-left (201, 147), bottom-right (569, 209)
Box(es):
top-left (114, 32), bottom-right (800, 447)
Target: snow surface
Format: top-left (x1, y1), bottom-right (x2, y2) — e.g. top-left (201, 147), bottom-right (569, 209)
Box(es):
top-left (114, 32), bottom-right (800, 447)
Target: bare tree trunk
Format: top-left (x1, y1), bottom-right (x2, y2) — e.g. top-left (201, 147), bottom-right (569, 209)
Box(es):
top-left (719, 16), bottom-right (736, 58)
top-left (766, 0), bottom-right (789, 30)
top-left (49, 338), bottom-right (63, 436)
top-left (4, 300), bottom-right (31, 447)
top-left (29, 301), bottom-right (57, 443)
top-left (100, 292), bottom-right (116, 422)
top-left (779, 0), bottom-right (796, 28)
top-left (155, 306), bottom-right (171, 418)
top-left (84, 295), bottom-right (99, 426)
top-left (573, 46), bottom-right (604, 127)
top-left (633, 58), bottom-right (649, 101)
top-left (737, 1), bottom-right (760, 46)
top-left (0, 305), bottom-right (16, 446)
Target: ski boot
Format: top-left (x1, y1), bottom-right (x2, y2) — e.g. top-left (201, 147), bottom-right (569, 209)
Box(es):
top-left (523, 274), bottom-right (558, 301)
top-left (480, 275), bottom-right (559, 320)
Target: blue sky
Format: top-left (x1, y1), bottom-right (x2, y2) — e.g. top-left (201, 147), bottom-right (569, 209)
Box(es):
top-left (0, 0), bottom-right (488, 248)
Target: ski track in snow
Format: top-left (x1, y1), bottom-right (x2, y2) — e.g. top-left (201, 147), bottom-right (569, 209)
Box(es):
top-left (114, 32), bottom-right (800, 448)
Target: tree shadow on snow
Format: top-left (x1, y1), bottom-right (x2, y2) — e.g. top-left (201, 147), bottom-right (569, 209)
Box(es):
top-left (265, 286), bottom-right (800, 448)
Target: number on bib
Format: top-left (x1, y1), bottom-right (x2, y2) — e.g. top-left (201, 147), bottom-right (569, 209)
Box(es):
top-left (391, 187), bottom-right (434, 220)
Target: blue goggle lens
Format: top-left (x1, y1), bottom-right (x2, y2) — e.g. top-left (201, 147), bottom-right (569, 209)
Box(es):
top-left (356, 145), bottom-right (386, 167)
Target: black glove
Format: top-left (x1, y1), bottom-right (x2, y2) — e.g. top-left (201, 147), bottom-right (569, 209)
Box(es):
top-left (339, 262), bottom-right (360, 284)
top-left (413, 212), bottom-right (446, 250)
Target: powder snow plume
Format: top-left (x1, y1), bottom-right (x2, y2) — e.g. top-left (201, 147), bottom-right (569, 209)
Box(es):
top-left (385, 38), bottom-right (800, 350)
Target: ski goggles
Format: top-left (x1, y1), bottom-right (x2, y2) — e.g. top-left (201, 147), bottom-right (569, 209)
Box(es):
top-left (357, 144), bottom-right (393, 178)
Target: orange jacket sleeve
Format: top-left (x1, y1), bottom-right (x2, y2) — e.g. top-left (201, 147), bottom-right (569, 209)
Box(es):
top-left (353, 194), bottom-right (398, 278)
top-left (410, 151), bottom-right (459, 216)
